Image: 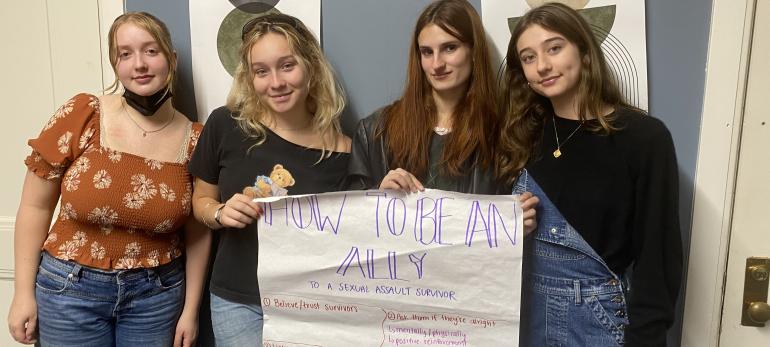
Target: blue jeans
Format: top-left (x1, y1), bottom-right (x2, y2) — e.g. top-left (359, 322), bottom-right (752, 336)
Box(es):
top-left (514, 170), bottom-right (628, 346)
top-left (35, 251), bottom-right (185, 347)
top-left (210, 293), bottom-right (263, 346)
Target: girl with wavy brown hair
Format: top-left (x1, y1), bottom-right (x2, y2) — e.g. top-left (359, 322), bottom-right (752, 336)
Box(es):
top-left (499, 3), bottom-right (682, 346)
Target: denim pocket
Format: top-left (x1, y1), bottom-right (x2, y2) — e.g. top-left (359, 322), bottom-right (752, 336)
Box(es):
top-left (35, 266), bottom-right (73, 294)
top-left (154, 266), bottom-right (185, 290)
top-left (534, 241), bottom-right (588, 260)
top-left (586, 294), bottom-right (627, 344)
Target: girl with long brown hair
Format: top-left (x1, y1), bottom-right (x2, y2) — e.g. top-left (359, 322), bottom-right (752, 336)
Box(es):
top-left (499, 3), bottom-right (682, 346)
top-left (347, 0), bottom-right (537, 225)
top-left (347, 0), bottom-right (499, 194)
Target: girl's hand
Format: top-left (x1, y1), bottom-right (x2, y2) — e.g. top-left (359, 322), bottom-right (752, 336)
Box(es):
top-left (8, 293), bottom-right (38, 344)
top-left (519, 192), bottom-right (540, 236)
top-left (217, 193), bottom-right (263, 229)
top-left (173, 308), bottom-right (198, 347)
top-left (379, 168), bottom-right (424, 193)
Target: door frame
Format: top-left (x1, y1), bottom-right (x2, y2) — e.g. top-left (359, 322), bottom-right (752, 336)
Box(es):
top-left (680, 0), bottom-right (758, 345)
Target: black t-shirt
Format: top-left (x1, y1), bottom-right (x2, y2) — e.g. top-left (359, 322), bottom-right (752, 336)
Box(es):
top-left (425, 134), bottom-right (462, 191)
top-left (527, 107), bottom-right (682, 346)
top-left (188, 106), bottom-right (350, 305)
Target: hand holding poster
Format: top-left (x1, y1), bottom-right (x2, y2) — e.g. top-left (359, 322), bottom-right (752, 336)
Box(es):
top-left (257, 189), bottom-right (524, 346)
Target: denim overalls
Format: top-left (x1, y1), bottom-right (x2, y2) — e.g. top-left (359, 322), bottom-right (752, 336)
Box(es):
top-left (514, 170), bottom-right (628, 346)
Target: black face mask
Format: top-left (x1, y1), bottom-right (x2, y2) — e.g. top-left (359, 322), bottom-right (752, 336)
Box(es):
top-left (123, 88), bottom-right (172, 117)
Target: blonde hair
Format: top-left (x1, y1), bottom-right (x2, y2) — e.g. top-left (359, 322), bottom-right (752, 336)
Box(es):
top-left (106, 12), bottom-right (176, 96)
top-left (227, 13), bottom-right (345, 159)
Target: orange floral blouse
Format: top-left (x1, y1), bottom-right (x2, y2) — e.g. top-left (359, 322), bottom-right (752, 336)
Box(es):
top-left (25, 93), bottom-right (203, 270)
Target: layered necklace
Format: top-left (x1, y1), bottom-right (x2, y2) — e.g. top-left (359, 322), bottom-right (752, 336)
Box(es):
top-left (551, 114), bottom-right (583, 158)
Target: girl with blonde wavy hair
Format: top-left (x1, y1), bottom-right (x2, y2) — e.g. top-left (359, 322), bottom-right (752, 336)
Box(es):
top-left (188, 12), bottom-right (350, 346)
top-left (226, 13), bottom-right (345, 156)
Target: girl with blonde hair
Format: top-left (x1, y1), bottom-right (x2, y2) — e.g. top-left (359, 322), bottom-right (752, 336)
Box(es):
top-left (188, 13), bottom-right (350, 346)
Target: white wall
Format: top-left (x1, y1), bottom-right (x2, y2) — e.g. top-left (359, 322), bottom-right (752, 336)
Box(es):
top-left (0, 1), bottom-right (122, 345)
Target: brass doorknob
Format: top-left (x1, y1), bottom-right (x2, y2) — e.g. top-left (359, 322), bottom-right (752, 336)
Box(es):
top-left (748, 302), bottom-right (770, 323)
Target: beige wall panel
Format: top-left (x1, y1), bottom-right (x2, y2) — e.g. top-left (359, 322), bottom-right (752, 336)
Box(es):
top-left (0, 1), bottom-right (114, 345)
top-left (47, 0), bottom-right (104, 104)
top-left (99, 0), bottom-right (126, 89)
top-left (0, 0), bottom-right (55, 218)
top-left (0, 217), bottom-right (14, 271)
top-left (1, 218), bottom-right (22, 346)
top-left (0, 4), bottom-right (53, 345)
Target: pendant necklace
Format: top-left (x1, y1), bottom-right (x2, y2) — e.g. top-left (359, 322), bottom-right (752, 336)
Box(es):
top-left (433, 126), bottom-right (451, 135)
top-left (122, 99), bottom-right (176, 137)
top-left (552, 114), bottom-right (583, 158)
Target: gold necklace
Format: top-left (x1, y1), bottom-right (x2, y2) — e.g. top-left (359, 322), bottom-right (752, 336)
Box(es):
top-left (122, 99), bottom-right (176, 137)
top-left (552, 115), bottom-right (583, 158)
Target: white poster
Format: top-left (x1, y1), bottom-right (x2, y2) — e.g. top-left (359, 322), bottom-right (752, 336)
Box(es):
top-left (189, 0), bottom-right (321, 122)
top-left (482, 0), bottom-right (648, 109)
top-left (257, 190), bottom-right (524, 346)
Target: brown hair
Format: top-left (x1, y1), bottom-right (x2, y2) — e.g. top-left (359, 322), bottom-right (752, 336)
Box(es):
top-left (498, 2), bottom-right (632, 184)
top-left (106, 12), bottom-right (176, 96)
top-left (227, 13), bottom-right (345, 158)
top-left (379, 0), bottom-right (498, 178)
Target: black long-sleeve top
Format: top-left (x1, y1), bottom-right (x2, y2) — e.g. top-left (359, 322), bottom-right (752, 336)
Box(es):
top-left (527, 107), bottom-right (683, 347)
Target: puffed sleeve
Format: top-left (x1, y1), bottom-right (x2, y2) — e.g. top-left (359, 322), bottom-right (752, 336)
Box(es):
top-left (184, 122), bottom-right (204, 163)
top-left (625, 117), bottom-right (683, 347)
top-left (25, 93), bottom-right (100, 180)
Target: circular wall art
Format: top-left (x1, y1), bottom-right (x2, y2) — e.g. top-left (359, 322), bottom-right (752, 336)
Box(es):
top-left (218, 1), bottom-right (282, 76)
